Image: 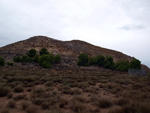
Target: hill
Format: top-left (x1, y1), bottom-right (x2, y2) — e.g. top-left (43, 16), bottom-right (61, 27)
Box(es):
top-left (0, 36), bottom-right (134, 67)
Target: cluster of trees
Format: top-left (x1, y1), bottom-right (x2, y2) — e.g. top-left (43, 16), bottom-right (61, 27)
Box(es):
top-left (13, 48), bottom-right (61, 68)
top-left (77, 53), bottom-right (141, 71)
top-left (0, 56), bottom-right (14, 66)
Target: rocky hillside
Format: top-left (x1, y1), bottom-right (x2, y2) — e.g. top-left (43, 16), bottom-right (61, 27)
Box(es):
top-left (0, 36), bottom-right (134, 66)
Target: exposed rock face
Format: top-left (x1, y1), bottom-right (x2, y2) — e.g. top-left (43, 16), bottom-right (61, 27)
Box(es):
top-left (0, 35), bottom-right (135, 67)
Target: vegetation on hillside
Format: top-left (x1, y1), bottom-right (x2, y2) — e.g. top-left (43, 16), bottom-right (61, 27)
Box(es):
top-left (0, 56), bottom-right (5, 66)
top-left (77, 53), bottom-right (142, 71)
top-left (13, 48), bottom-right (61, 69)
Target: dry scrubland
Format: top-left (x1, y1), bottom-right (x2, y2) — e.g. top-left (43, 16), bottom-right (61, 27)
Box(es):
top-left (0, 67), bottom-right (150, 113)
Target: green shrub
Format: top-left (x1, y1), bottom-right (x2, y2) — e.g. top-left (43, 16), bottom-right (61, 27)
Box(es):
top-left (13, 56), bottom-right (22, 62)
top-left (38, 54), bottom-right (54, 65)
top-left (77, 53), bottom-right (89, 66)
top-left (42, 61), bottom-right (52, 69)
top-left (96, 55), bottom-right (105, 66)
top-left (33, 55), bottom-right (39, 63)
top-left (54, 54), bottom-right (61, 63)
top-left (7, 62), bottom-right (14, 66)
top-left (89, 57), bottom-right (97, 65)
top-left (116, 60), bottom-right (130, 72)
top-left (130, 59), bottom-right (141, 69)
top-left (22, 55), bottom-right (32, 62)
top-left (104, 56), bottom-right (115, 69)
top-left (28, 49), bottom-right (37, 57)
top-left (39, 48), bottom-right (49, 55)
top-left (0, 56), bottom-right (5, 66)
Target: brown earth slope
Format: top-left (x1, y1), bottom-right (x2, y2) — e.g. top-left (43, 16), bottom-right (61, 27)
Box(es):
top-left (1, 35), bottom-right (150, 73)
top-left (0, 36), bottom-right (133, 65)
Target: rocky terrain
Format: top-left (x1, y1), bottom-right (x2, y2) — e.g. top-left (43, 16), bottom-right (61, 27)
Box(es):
top-left (0, 36), bottom-right (134, 67)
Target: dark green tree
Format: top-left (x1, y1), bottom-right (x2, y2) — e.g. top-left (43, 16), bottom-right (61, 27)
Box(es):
top-left (28, 49), bottom-right (37, 57)
top-left (104, 56), bottom-right (115, 69)
top-left (38, 54), bottom-right (54, 65)
top-left (0, 56), bottom-right (5, 66)
top-left (96, 55), bottom-right (105, 67)
top-left (77, 53), bottom-right (89, 66)
top-left (7, 62), bottom-right (14, 66)
top-left (89, 57), bottom-right (97, 65)
top-left (115, 60), bottom-right (130, 71)
top-left (22, 55), bottom-right (32, 62)
top-left (54, 54), bottom-right (61, 63)
top-left (41, 61), bottom-right (52, 69)
top-left (33, 55), bottom-right (39, 63)
top-left (39, 48), bottom-right (49, 55)
top-left (130, 59), bottom-right (141, 69)
top-left (13, 56), bottom-right (22, 62)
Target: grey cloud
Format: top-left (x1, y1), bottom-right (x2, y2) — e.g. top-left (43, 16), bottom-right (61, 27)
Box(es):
top-left (119, 24), bottom-right (146, 30)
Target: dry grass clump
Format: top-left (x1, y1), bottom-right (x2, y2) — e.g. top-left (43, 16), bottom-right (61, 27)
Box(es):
top-left (26, 105), bottom-right (39, 113)
top-left (58, 85), bottom-right (72, 94)
top-left (59, 98), bottom-right (68, 108)
top-left (7, 100), bottom-right (16, 108)
top-left (1, 108), bottom-right (10, 113)
top-left (45, 81), bottom-right (53, 87)
top-left (7, 92), bottom-right (13, 99)
top-left (109, 102), bottom-right (150, 113)
top-left (72, 101), bottom-right (87, 113)
top-left (21, 100), bottom-right (31, 110)
top-left (45, 108), bottom-right (64, 113)
top-left (115, 97), bottom-right (129, 106)
top-left (0, 85), bottom-right (10, 97)
top-left (97, 98), bottom-right (113, 108)
top-left (13, 94), bottom-right (27, 101)
top-left (73, 95), bottom-right (87, 103)
top-left (31, 88), bottom-right (60, 109)
top-left (70, 88), bottom-right (82, 95)
top-left (13, 85), bottom-right (24, 93)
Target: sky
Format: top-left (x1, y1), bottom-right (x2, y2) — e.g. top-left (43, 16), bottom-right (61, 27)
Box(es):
top-left (0, 0), bottom-right (150, 67)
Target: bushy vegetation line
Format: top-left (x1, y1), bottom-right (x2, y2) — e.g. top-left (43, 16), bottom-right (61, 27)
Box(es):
top-left (0, 56), bottom-right (5, 66)
top-left (77, 53), bottom-right (141, 71)
top-left (13, 48), bottom-right (61, 69)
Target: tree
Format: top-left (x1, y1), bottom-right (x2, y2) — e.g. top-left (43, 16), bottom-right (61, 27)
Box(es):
top-left (54, 54), bottom-right (61, 63)
top-left (41, 61), bottom-right (52, 69)
top-left (33, 55), bottom-right (39, 63)
top-left (7, 62), bottom-right (14, 66)
top-left (0, 56), bottom-right (5, 66)
top-left (89, 57), bottom-right (97, 66)
top-left (39, 48), bottom-right (49, 55)
top-left (38, 54), bottom-right (54, 65)
top-left (28, 49), bottom-right (37, 57)
top-left (104, 56), bottom-right (115, 69)
top-left (130, 59), bottom-right (141, 70)
top-left (96, 55), bottom-right (105, 67)
top-left (22, 55), bottom-right (32, 62)
top-left (115, 60), bottom-right (130, 72)
top-left (77, 53), bottom-right (89, 66)
top-left (13, 56), bottom-right (22, 62)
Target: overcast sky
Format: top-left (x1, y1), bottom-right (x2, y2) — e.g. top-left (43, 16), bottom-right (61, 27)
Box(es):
top-left (0, 0), bottom-right (150, 67)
